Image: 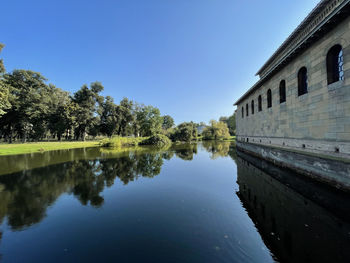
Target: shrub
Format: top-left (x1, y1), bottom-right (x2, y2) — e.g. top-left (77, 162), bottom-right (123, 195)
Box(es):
top-left (140, 134), bottom-right (172, 147)
top-left (100, 136), bottom-right (144, 148)
top-left (170, 122), bottom-right (197, 142)
top-left (202, 120), bottom-right (230, 140)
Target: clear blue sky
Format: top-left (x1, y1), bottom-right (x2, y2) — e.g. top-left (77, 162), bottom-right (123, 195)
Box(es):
top-left (1, 0), bottom-right (319, 124)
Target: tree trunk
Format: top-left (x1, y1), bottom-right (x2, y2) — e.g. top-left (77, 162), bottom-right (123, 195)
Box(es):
top-left (9, 124), bottom-right (13, 144)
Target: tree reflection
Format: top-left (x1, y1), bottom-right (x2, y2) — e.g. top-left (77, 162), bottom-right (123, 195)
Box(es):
top-left (0, 142), bottom-right (237, 231)
top-left (173, 143), bottom-right (198, 161)
top-left (0, 151), bottom-right (168, 230)
top-left (201, 141), bottom-right (231, 159)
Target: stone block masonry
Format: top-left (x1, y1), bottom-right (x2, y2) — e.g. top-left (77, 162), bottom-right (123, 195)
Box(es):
top-left (234, 0), bottom-right (350, 190)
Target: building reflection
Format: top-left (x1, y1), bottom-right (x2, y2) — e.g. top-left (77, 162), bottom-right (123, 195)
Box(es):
top-left (236, 150), bottom-right (350, 263)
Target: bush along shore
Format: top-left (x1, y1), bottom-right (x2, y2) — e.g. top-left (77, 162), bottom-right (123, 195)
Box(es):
top-left (100, 134), bottom-right (172, 149)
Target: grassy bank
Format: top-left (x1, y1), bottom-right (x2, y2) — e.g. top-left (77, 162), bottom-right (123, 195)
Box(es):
top-left (0, 135), bottom-right (236, 157)
top-left (0, 141), bottom-right (100, 156)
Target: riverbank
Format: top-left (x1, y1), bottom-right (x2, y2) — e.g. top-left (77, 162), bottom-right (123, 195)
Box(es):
top-left (0, 135), bottom-right (235, 157)
top-left (198, 135), bottom-right (236, 142)
top-left (0, 141), bottom-right (100, 156)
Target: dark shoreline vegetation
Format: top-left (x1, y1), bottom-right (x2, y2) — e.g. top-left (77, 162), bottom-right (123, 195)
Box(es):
top-left (0, 43), bottom-right (236, 154)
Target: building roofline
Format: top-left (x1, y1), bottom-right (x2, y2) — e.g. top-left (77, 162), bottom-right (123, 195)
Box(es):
top-left (255, 0), bottom-right (330, 77)
top-left (234, 0), bottom-right (350, 106)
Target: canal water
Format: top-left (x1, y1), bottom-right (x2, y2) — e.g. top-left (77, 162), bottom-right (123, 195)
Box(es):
top-left (0, 142), bottom-right (349, 263)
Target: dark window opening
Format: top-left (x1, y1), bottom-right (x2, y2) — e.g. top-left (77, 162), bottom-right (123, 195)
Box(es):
top-left (279, 80), bottom-right (286, 103)
top-left (267, 89), bottom-right (272, 108)
top-left (298, 67), bottom-right (308, 96)
top-left (246, 104), bottom-right (249, 116)
top-left (258, 95), bottom-right (262, 111)
top-left (251, 100), bottom-right (255, 115)
top-left (327, 45), bottom-right (344, 85)
top-left (242, 107), bottom-right (244, 118)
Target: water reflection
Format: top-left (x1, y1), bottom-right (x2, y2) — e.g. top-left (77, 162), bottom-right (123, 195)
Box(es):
top-left (236, 150), bottom-right (350, 263)
top-left (0, 143), bottom-right (231, 232)
top-left (173, 143), bottom-right (198, 160)
top-left (0, 152), bottom-right (166, 230)
top-left (0, 142), bottom-right (349, 263)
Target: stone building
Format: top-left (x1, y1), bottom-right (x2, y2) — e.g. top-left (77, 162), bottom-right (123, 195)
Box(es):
top-left (234, 0), bottom-right (350, 190)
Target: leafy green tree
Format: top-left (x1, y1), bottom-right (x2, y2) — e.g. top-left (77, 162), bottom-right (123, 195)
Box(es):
top-left (46, 84), bottom-right (71, 140)
top-left (226, 113), bottom-right (236, 135)
top-left (0, 81), bottom-right (10, 117)
top-left (100, 96), bottom-right (118, 137)
top-left (0, 44), bottom-right (11, 117)
top-left (136, 105), bottom-right (162, 136)
top-left (0, 44), bottom-right (177, 143)
top-left (202, 120), bottom-right (230, 140)
top-left (72, 82), bottom-right (104, 140)
top-left (171, 122), bottom-right (197, 142)
top-left (116, 98), bottom-right (134, 136)
top-left (162, 115), bottom-right (174, 130)
top-left (219, 113), bottom-right (236, 135)
top-left (1, 70), bottom-right (51, 142)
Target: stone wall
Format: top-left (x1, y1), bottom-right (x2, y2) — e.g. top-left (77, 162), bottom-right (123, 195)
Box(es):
top-left (236, 16), bottom-right (350, 157)
top-left (236, 142), bottom-right (350, 191)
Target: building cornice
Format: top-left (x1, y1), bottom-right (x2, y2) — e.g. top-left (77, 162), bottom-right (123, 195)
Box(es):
top-left (234, 0), bottom-right (350, 106)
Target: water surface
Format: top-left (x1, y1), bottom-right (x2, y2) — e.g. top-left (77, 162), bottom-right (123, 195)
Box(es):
top-left (0, 142), bottom-right (349, 262)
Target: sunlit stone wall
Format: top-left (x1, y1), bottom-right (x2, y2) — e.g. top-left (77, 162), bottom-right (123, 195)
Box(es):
top-left (236, 16), bottom-right (350, 157)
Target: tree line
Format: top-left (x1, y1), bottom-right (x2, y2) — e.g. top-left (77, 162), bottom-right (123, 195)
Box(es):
top-left (0, 43), bottom-right (236, 143)
top-left (0, 44), bottom-right (175, 143)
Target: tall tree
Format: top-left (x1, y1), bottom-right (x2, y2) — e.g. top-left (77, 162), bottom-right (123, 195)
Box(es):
top-left (136, 105), bottom-right (162, 137)
top-left (1, 70), bottom-right (51, 142)
top-left (0, 44), bottom-right (11, 117)
top-left (72, 82), bottom-right (104, 140)
top-left (219, 113), bottom-right (236, 135)
top-left (116, 98), bottom-right (133, 136)
top-left (100, 96), bottom-right (118, 137)
top-left (162, 115), bottom-right (174, 130)
top-left (47, 85), bottom-right (73, 140)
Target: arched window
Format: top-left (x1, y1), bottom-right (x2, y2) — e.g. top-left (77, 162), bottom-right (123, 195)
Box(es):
top-left (298, 67), bottom-right (308, 96)
top-left (279, 80), bottom-right (286, 103)
top-left (327, 45), bottom-right (344, 84)
top-left (251, 100), bottom-right (255, 115)
top-left (242, 107), bottom-right (244, 118)
top-left (246, 104), bottom-right (249, 116)
top-left (258, 95), bottom-right (262, 112)
top-left (267, 89), bottom-right (272, 108)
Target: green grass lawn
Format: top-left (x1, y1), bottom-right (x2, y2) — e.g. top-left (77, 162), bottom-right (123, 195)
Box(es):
top-left (0, 141), bottom-right (100, 156)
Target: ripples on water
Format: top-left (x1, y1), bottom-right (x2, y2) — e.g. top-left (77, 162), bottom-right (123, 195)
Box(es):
top-left (0, 141), bottom-right (349, 263)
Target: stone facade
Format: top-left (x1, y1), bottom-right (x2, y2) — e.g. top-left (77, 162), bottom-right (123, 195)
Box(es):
top-left (235, 0), bottom-right (350, 159)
